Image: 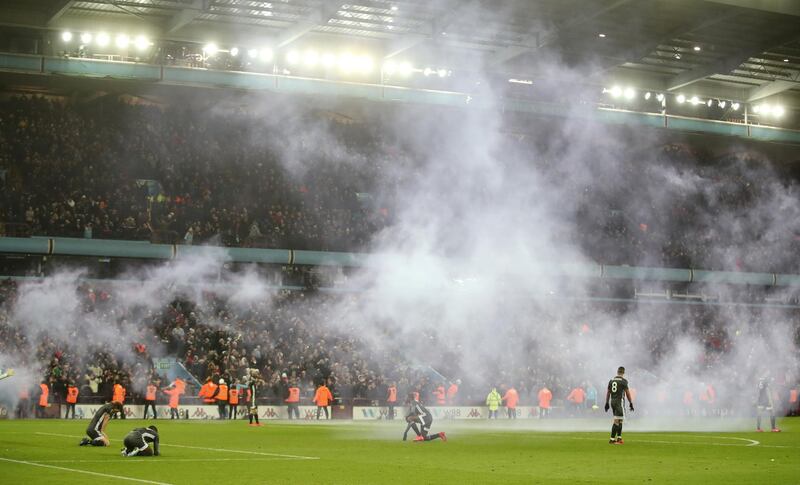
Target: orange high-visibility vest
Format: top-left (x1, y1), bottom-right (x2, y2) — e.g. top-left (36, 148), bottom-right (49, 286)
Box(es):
top-left (286, 387), bottom-right (300, 403)
top-left (503, 388), bottom-right (519, 408)
top-left (567, 388), bottom-right (585, 404)
top-left (229, 388), bottom-right (239, 405)
top-left (538, 388), bottom-right (552, 408)
top-left (113, 384), bottom-right (126, 403)
top-left (66, 386), bottom-right (78, 404)
top-left (164, 388), bottom-right (180, 408)
top-left (313, 385), bottom-right (332, 407)
top-left (199, 382), bottom-right (217, 403)
top-left (146, 385), bottom-right (157, 401)
top-left (174, 378), bottom-right (186, 395)
top-left (217, 384), bottom-right (228, 402)
top-left (790, 389), bottom-right (798, 403)
top-left (38, 383), bottom-right (49, 407)
top-left (447, 384), bottom-right (458, 402)
top-left (387, 386), bottom-right (397, 403)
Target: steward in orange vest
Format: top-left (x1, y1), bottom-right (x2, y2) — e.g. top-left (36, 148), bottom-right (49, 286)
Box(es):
top-left (502, 387), bottom-right (519, 419)
top-left (447, 380), bottom-right (460, 405)
top-left (36, 381), bottom-right (49, 418)
top-left (112, 382), bottom-right (127, 419)
top-left (65, 383), bottom-right (79, 419)
top-left (386, 383), bottom-right (397, 420)
top-left (433, 385), bottom-right (446, 405)
top-left (286, 381), bottom-right (300, 420)
top-left (211, 379), bottom-right (228, 420)
top-left (163, 387), bottom-right (181, 419)
top-left (228, 383), bottom-right (240, 420)
top-left (144, 383), bottom-right (158, 419)
top-left (313, 382), bottom-right (333, 420)
top-left (198, 377), bottom-right (217, 404)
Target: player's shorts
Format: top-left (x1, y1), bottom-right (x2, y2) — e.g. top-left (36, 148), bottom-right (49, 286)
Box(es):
top-left (756, 405), bottom-right (773, 414)
top-left (611, 401), bottom-right (625, 420)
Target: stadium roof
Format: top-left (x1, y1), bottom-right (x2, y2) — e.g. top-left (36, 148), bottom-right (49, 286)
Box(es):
top-left (0, 0), bottom-right (799, 106)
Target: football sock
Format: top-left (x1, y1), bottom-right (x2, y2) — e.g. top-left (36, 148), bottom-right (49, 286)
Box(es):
top-left (425, 433), bottom-right (442, 441)
top-left (610, 423), bottom-right (618, 439)
top-left (757, 416), bottom-right (762, 429)
top-left (617, 422), bottom-right (623, 438)
top-left (770, 416), bottom-right (776, 429)
top-left (410, 423), bottom-right (421, 436)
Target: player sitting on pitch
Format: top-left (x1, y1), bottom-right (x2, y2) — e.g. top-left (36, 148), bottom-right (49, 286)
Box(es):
top-left (120, 425), bottom-right (160, 457)
top-left (79, 401), bottom-right (123, 447)
top-left (604, 366), bottom-right (634, 444)
top-left (403, 394), bottom-right (446, 442)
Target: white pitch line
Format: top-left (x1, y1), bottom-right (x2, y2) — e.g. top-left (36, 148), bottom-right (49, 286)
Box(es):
top-left (31, 458), bottom-right (295, 464)
top-left (570, 436), bottom-right (793, 448)
top-left (0, 457), bottom-right (173, 485)
top-left (35, 431), bottom-right (319, 460)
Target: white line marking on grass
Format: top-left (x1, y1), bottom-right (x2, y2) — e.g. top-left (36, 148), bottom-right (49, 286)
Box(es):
top-left (35, 431), bottom-right (320, 460)
top-left (572, 436), bottom-right (790, 448)
top-left (0, 457), bottom-right (174, 485)
top-left (32, 458), bottom-right (296, 463)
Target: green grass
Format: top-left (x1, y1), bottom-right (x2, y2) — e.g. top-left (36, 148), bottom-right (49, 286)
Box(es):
top-left (0, 417), bottom-right (797, 484)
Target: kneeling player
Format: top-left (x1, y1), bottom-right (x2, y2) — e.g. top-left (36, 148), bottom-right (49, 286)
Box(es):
top-left (79, 401), bottom-right (123, 447)
top-left (403, 394), bottom-right (446, 442)
top-left (121, 425), bottom-right (160, 457)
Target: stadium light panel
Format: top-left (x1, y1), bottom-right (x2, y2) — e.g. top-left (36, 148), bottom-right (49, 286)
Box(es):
top-left (707, 99), bottom-right (713, 107)
top-left (115, 34), bottom-right (130, 49)
top-left (61, 31), bottom-right (73, 42)
top-left (624, 87), bottom-right (635, 100)
top-left (676, 94), bottom-right (686, 104)
top-left (423, 67), bottom-right (434, 76)
top-left (644, 92), bottom-right (651, 100)
top-left (784, 58), bottom-right (789, 62)
top-left (259, 49), bottom-right (273, 62)
top-left (752, 104), bottom-right (761, 114)
top-left (303, 50), bottom-right (319, 66)
top-left (718, 100), bottom-right (726, 109)
top-left (134, 35), bottom-right (150, 51)
top-left (230, 47), bottom-right (239, 57)
top-left (693, 46), bottom-right (701, 51)
top-left (609, 86), bottom-right (622, 98)
top-left (80, 32), bottom-right (92, 44)
top-left (203, 43), bottom-right (218, 56)
top-left (598, 33), bottom-right (606, 38)
top-left (96, 33), bottom-right (110, 47)
top-left (656, 93), bottom-right (664, 102)
top-left (398, 61), bottom-right (413, 77)
top-left (731, 102), bottom-right (740, 110)
top-left (390, 5), bottom-right (398, 11)
top-left (437, 68), bottom-right (447, 78)
top-left (674, 53), bottom-right (681, 60)
top-left (690, 96), bottom-right (700, 105)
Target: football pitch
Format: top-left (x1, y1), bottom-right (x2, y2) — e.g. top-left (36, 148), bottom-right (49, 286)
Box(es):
top-left (0, 417), bottom-right (797, 484)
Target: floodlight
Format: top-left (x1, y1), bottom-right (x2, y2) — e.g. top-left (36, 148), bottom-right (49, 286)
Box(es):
top-left (203, 43), bottom-right (218, 56)
top-left (115, 34), bottom-right (130, 49)
top-left (784, 58), bottom-right (789, 62)
top-left (437, 68), bottom-right (447, 77)
top-left (609, 86), bottom-right (622, 98)
top-left (674, 53), bottom-right (681, 60)
top-left (623, 87), bottom-right (635, 99)
top-left (693, 46), bottom-right (701, 51)
top-left (644, 92), bottom-right (651, 100)
top-left (303, 50), bottom-right (319, 66)
top-left (96, 33), bottom-right (110, 47)
top-left (676, 94), bottom-right (686, 104)
top-left (707, 99), bottom-right (713, 107)
top-left (774, 105), bottom-right (785, 117)
top-left (134, 35), bottom-right (150, 51)
top-left (752, 104), bottom-right (761, 114)
top-left (398, 61), bottom-right (413, 77)
top-left (80, 33), bottom-right (92, 44)
top-left (259, 49), bottom-right (273, 62)
top-left (761, 105), bottom-right (773, 115)
top-left (718, 100), bottom-right (726, 109)
top-left (230, 47), bottom-right (239, 57)
top-left (390, 5), bottom-right (398, 11)
top-left (61, 31), bottom-right (73, 42)
top-left (731, 102), bottom-right (740, 110)
top-left (423, 67), bottom-right (433, 76)
top-left (690, 96), bottom-right (700, 105)
top-left (656, 93), bottom-right (664, 102)
top-left (598, 33), bottom-right (606, 38)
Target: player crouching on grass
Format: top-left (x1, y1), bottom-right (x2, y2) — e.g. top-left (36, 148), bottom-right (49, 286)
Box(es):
top-left (79, 401), bottom-right (124, 447)
top-left (403, 393), bottom-right (446, 443)
top-left (121, 425), bottom-right (160, 457)
top-left (604, 366), bottom-right (634, 445)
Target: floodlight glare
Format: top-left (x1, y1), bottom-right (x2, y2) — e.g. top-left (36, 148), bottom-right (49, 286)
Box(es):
top-left (96, 33), bottom-right (110, 47)
top-left (80, 32), bottom-right (92, 44)
top-left (203, 43), bottom-right (218, 56)
top-left (437, 68), bottom-right (447, 78)
top-left (774, 105), bottom-right (785, 117)
top-left (656, 93), bottom-right (664, 102)
top-left (61, 31), bottom-right (73, 42)
top-left (609, 86), bottom-right (622, 98)
top-left (247, 48), bottom-right (258, 59)
top-left (115, 34), bottom-right (130, 49)
top-left (230, 47), bottom-right (239, 57)
top-left (321, 53), bottom-right (336, 68)
top-left (390, 5), bottom-right (398, 11)
top-left (783, 58), bottom-right (789, 62)
top-left (598, 33), bottom-right (606, 38)
top-left (338, 53), bottom-right (355, 72)
top-left (690, 96), bottom-right (700, 105)
top-left (731, 102), bottom-right (740, 111)
top-left (303, 50), bottom-right (319, 66)
top-left (398, 61), bottom-right (413, 77)
top-left (423, 67), bottom-right (434, 76)
top-left (718, 100), bottom-right (726, 109)
top-left (752, 104), bottom-right (761, 114)
top-left (259, 48), bottom-right (273, 62)
top-left (623, 87), bottom-right (635, 99)
top-left (676, 94), bottom-right (686, 104)
top-left (693, 46), bottom-right (701, 51)
top-left (286, 50), bottom-right (300, 65)
top-left (707, 99), bottom-right (713, 107)
top-left (356, 56), bottom-right (374, 73)
top-left (644, 92), bottom-right (651, 100)
top-left (134, 35), bottom-right (150, 51)
top-left (383, 60), bottom-right (397, 75)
